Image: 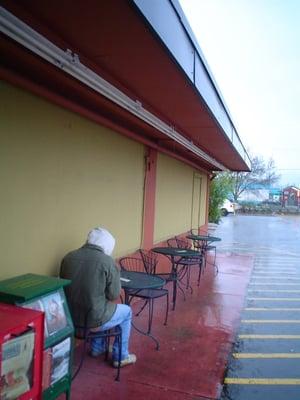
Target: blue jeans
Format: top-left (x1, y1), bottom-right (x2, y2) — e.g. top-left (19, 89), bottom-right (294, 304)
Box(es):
top-left (91, 304), bottom-right (132, 361)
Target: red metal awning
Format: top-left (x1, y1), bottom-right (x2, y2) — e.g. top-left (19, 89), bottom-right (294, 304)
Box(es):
top-left (0, 0), bottom-right (250, 172)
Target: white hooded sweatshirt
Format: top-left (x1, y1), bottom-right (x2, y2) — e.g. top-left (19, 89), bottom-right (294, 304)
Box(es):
top-left (86, 227), bottom-right (115, 256)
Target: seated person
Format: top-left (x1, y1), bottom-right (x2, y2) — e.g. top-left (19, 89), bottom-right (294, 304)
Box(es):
top-left (60, 227), bottom-right (136, 368)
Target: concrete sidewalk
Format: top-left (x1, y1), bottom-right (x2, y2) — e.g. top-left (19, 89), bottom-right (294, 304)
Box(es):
top-left (65, 252), bottom-right (253, 400)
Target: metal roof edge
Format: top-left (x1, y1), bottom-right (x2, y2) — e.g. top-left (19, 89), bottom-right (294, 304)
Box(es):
top-left (169, 0), bottom-right (249, 156)
top-left (132, 0), bottom-right (251, 170)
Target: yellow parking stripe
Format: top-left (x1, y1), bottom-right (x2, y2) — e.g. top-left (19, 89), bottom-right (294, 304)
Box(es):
top-left (254, 266), bottom-right (296, 268)
top-left (254, 270), bottom-right (297, 273)
top-left (256, 268), bottom-right (299, 270)
top-left (241, 319), bottom-right (300, 323)
top-left (253, 266), bottom-right (299, 268)
top-left (233, 353), bottom-right (300, 358)
top-left (254, 258), bottom-right (299, 267)
top-left (255, 266), bottom-right (298, 268)
top-left (249, 283), bottom-right (300, 286)
top-left (251, 277), bottom-right (300, 280)
top-left (248, 290), bottom-right (300, 293)
top-left (252, 271), bottom-right (297, 274)
top-left (248, 298), bottom-right (300, 301)
top-left (251, 280), bottom-right (300, 283)
top-left (250, 283), bottom-right (300, 286)
top-left (252, 269), bottom-right (297, 275)
top-left (224, 255), bottom-right (300, 389)
top-left (224, 378), bottom-right (300, 385)
top-left (255, 266), bottom-right (299, 268)
top-left (255, 260), bottom-right (298, 262)
top-left (245, 308), bottom-right (300, 311)
top-left (238, 334), bottom-right (300, 339)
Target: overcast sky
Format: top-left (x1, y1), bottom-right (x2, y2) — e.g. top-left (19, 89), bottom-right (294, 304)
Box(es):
top-left (179, 0), bottom-right (300, 187)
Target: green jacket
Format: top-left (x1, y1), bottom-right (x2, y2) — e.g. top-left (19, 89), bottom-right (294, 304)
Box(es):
top-left (60, 244), bottom-right (121, 328)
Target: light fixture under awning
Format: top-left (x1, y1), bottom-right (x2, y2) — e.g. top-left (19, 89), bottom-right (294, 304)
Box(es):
top-left (0, 6), bottom-right (226, 171)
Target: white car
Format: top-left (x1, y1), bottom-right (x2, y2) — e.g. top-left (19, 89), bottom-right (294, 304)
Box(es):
top-left (220, 199), bottom-right (235, 216)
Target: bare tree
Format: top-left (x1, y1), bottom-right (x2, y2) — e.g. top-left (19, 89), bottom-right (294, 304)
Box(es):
top-left (223, 156), bottom-right (280, 202)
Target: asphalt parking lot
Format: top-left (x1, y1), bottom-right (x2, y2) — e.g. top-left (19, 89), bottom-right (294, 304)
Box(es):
top-left (215, 215), bottom-right (300, 400)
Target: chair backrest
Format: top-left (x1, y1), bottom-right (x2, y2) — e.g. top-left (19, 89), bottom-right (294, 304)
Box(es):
top-left (190, 228), bottom-right (210, 236)
top-left (200, 229), bottom-right (210, 236)
top-left (175, 237), bottom-right (191, 249)
top-left (188, 230), bottom-right (205, 250)
top-left (119, 257), bottom-right (146, 273)
top-left (167, 237), bottom-right (178, 248)
top-left (139, 249), bottom-right (158, 275)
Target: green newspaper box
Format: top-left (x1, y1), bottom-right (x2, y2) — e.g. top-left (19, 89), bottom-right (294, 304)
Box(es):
top-left (0, 273), bottom-right (74, 400)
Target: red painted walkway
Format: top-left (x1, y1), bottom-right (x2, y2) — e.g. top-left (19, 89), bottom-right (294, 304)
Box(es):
top-left (65, 253), bottom-right (253, 400)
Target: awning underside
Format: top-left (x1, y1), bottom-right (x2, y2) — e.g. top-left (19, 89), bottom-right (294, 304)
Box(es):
top-left (0, 0), bottom-right (250, 172)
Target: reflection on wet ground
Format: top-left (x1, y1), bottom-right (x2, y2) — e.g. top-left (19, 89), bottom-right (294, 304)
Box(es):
top-left (65, 219), bottom-right (254, 400)
top-left (218, 215), bottom-right (300, 400)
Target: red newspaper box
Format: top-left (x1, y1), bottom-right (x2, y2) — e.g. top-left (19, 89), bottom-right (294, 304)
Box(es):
top-left (0, 303), bottom-right (44, 400)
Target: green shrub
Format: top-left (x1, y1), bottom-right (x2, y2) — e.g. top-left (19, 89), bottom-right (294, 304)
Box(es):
top-left (208, 177), bottom-right (231, 224)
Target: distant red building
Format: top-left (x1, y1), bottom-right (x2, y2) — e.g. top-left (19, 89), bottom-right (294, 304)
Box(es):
top-left (282, 186), bottom-right (300, 207)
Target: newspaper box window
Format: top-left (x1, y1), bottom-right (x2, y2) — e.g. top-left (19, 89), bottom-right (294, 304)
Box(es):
top-left (1, 331), bottom-right (35, 399)
top-left (0, 274), bottom-right (74, 400)
top-left (0, 303), bottom-right (44, 400)
top-left (23, 290), bottom-right (71, 340)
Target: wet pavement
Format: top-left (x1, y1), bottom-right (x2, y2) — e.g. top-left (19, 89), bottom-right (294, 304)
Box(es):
top-left (218, 215), bottom-right (300, 400)
top-left (62, 227), bottom-right (253, 400)
top-left (58, 214), bottom-right (300, 399)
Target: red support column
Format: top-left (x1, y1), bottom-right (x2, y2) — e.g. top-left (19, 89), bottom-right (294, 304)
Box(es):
top-left (142, 148), bottom-right (157, 249)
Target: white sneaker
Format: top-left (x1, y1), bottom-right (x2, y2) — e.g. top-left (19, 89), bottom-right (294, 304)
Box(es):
top-left (113, 353), bottom-right (137, 368)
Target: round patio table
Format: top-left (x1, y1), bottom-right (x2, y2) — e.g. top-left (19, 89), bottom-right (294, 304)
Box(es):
top-left (152, 247), bottom-right (201, 311)
top-left (120, 270), bottom-right (166, 349)
top-left (120, 270), bottom-right (165, 295)
top-left (187, 234), bottom-right (221, 274)
top-left (186, 234), bottom-right (221, 243)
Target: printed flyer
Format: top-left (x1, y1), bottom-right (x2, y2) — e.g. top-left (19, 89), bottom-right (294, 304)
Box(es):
top-left (0, 330), bottom-right (34, 400)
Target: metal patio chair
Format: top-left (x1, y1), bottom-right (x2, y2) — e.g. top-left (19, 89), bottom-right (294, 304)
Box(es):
top-left (166, 237), bottom-right (199, 296)
top-left (139, 248), bottom-right (174, 286)
top-left (189, 229), bottom-right (217, 275)
top-left (174, 237), bottom-right (203, 290)
top-left (72, 309), bottom-right (122, 381)
top-left (119, 256), bottom-right (169, 349)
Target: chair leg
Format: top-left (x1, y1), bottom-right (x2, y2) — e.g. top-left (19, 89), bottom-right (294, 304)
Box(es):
top-left (175, 264), bottom-right (187, 303)
top-left (149, 299), bottom-right (160, 350)
top-left (136, 299), bottom-right (148, 317)
top-left (136, 298), bottom-right (160, 350)
top-left (177, 280), bottom-right (186, 301)
top-left (164, 292), bottom-right (169, 326)
top-left (203, 247), bottom-right (218, 275)
top-left (202, 249), bottom-right (207, 272)
top-left (197, 259), bottom-right (203, 286)
top-left (104, 335), bottom-right (110, 361)
top-left (72, 335), bottom-right (88, 381)
top-left (186, 267), bottom-right (190, 289)
top-left (147, 299), bottom-right (153, 334)
top-left (115, 330), bottom-right (122, 381)
top-left (178, 265), bottom-right (188, 281)
top-left (185, 267), bottom-right (193, 294)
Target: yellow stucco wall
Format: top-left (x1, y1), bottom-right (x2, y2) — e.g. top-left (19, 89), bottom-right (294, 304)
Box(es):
top-left (154, 153), bottom-right (208, 243)
top-left (0, 82), bottom-right (145, 280)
